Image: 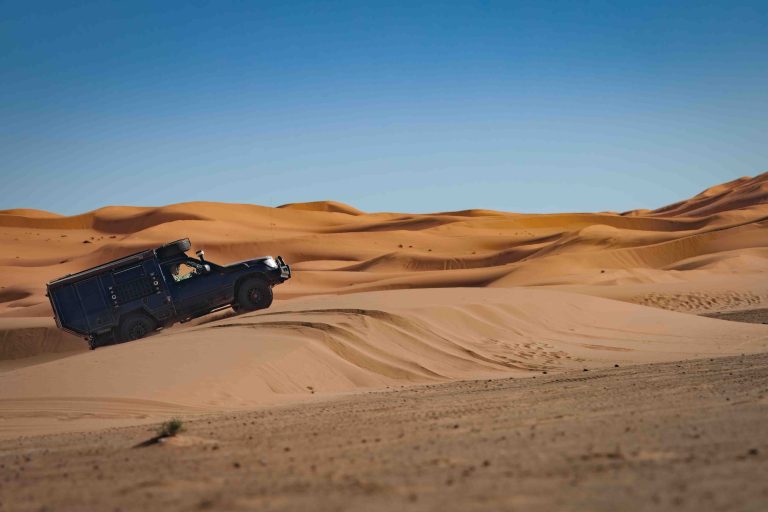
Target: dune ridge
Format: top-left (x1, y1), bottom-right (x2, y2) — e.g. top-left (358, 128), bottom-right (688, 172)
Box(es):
top-left (0, 318), bottom-right (84, 361)
top-left (278, 200), bottom-right (364, 215)
top-left (644, 173), bottom-right (768, 217)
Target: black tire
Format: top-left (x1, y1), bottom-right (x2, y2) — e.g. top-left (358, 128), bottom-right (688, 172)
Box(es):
top-left (236, 278), bottom-right (273, 311)
top-left (156, 238), bottom-right (191, 260)
top-left (117, 313), bottom-right (156, 343)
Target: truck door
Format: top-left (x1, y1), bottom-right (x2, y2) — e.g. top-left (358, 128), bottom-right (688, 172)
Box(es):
top-left (162, 259), bottom-right (228, 317)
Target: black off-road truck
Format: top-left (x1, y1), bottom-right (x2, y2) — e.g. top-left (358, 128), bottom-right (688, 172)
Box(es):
top-left (46, 239), bottom-right (291, 349)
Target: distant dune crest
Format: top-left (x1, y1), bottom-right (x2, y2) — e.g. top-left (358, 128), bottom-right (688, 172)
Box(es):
top-left (277, 200), bottom-right (364, 216)
top-left (0, 208), bottom-right (63, 218)
top-left (625, 172), bottom-right (768, 217)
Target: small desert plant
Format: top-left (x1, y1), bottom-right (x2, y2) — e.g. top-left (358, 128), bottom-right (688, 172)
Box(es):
top-left (133, 418), bottom-right (185, 448)
top-left (157, 418), bottom-right (184, 438)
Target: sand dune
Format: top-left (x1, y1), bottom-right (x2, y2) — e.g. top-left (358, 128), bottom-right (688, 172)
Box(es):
top-left (641, 173), bottom-right (768, 217)
top-left (0, 173), bottom-right (767, 437)
top-left (278, 200), bottom-right (364, 215)
top-left (0, 208), bottom-right (63, 218)
top-left (1, 288), bottom-right (767, 438)
top-left (2, 173), bottom-right (766, 317)
top-left (0, 318), bottom-right (83, 360)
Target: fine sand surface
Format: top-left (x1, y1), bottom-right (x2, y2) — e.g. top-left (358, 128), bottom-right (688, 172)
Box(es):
top-left (1, 288), bottom-right (768, 439)
top-left (1, 353), bottom-right (766, 512)
top-left (0, 173), bottom-right (767, 509)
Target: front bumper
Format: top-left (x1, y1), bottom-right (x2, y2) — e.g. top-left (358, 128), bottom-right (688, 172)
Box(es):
top-left (276, 255), bottom-right (291, 280)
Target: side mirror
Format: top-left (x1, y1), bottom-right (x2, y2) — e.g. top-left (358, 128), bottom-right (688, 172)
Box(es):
top-left (202, 264), bottom-right (211, 273)
top-left (196, 249), bottom-right (205, 262)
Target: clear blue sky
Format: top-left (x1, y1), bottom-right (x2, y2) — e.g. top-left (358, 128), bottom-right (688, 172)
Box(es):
top-left (2, 1), bottom-right (766, 215)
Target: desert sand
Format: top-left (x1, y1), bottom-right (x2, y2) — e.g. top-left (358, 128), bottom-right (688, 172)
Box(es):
top-left (0, 173), bottom-right (767, 509)
top-left (2, 354), bottom-right (766, 511)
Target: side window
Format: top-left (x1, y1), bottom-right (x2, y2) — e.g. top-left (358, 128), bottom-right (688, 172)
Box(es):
top-left (166, 261), bottom-right (200, 283)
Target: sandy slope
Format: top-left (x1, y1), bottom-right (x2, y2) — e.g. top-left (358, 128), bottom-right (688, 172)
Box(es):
top-left (1, 287), bottom-right (767, 439)
top-left (2, 353), bottom-right (767, 512)
top-left (0, 173), bottom-right (767, 438)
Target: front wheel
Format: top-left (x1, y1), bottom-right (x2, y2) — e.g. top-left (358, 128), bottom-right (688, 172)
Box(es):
top-left (236, 278), bottom-right (273, 311)
top-left (117, 313), bottom-right (156, 343)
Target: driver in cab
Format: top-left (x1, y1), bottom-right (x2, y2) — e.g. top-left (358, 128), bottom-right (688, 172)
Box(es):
top-left (168, 261), bottom-right (203, 283)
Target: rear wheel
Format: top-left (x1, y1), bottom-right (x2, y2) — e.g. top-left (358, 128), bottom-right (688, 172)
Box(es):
top-left (117, 313), bottom-right (156, 343)
top-left (236, 278), bottom-right (273, 311)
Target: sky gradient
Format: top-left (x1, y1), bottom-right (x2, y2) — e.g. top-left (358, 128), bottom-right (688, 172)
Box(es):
top-left (2, 1), bottom-right (766, 215)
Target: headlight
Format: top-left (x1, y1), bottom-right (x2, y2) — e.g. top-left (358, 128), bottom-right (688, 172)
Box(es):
top-left (264, 257), bottom-right (278, 268)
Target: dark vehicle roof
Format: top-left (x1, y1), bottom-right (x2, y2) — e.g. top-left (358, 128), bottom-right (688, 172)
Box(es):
top-left (47, 249), bottom-right (156, 287)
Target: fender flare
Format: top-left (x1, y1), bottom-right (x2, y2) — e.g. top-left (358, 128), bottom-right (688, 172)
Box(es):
top-left (117, 307), bottom-right (160, 327)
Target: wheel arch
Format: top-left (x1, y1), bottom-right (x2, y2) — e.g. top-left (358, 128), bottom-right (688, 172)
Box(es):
top-left (117, 307), bottom-right (160, 327)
